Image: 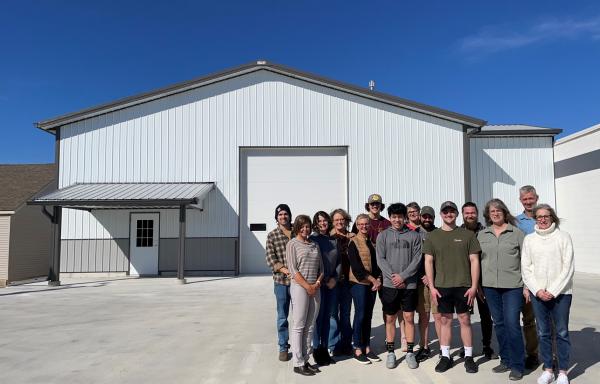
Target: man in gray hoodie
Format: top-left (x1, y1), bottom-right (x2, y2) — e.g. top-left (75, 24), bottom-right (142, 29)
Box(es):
top-left (376, 203), bottom-right (423, 369)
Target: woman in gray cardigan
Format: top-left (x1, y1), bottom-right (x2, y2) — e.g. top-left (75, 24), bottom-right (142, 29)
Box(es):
top-left (477, 199), bottom-right (525, 380)
top-left (286, 215), bottom-right (324, 376)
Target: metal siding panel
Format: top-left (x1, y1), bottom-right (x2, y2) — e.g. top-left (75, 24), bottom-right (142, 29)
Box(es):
top-left (56, 70), bottom-right (468, 239)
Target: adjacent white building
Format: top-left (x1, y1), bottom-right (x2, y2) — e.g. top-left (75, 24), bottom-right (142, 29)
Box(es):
top-left (554, 123), bottom-right (600, 274)
top-left (31, 61), bottom-right (561, 282)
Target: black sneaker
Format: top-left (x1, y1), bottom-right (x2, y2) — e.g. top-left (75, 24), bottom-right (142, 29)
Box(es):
top-left (354, 353), bottom-right (372, 365)
top-left (293, 366), bottom-right (315, 376)
top-left (492, 362), bottom-right (511, 373)
top-left (304, 362), bottom-right (321, 373)
top-left (464, 356), bottom-right (478, 373)
top-left (509, 369), bottom-right (523, 381)
top-left (483, 345), bottom-right (496, 360)
top-left (415, 348), bottom-right (432, 362)
top-left (525, 355), bottom-right (540, 370)
top-left (435, 356), bottom-right (453, 372)
top-left (365, 351), bottom-right (381, 362)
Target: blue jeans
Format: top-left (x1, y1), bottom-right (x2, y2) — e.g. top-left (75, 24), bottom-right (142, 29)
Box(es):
top-left (484, 287), bottom-right (525, 372)
top-left (313, 284), bottom-right (337, 349)
top-left (330, 280), bottom-right (352, 351)
top-left (350, 283), bottom-right (376, 349)
top-left (274, 282), bottom-right (291, 352)
top-left (531, 294), bottom-right (572, 371)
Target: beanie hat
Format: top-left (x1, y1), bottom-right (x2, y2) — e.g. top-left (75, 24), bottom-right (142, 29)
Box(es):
top-left (275, 204), bottom-right (292, 221)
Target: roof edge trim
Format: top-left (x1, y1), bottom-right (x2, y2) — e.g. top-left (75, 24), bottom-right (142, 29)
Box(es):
top-left (36, 61), bottom-right (486, 130)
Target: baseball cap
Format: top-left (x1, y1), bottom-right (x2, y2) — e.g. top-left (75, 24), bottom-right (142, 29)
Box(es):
top-left (367, 194), bottom-right (383, 204)
top-left (440, 201), bottom-right (458, 212)
top-left (421, 206), bottom-right (435, 217)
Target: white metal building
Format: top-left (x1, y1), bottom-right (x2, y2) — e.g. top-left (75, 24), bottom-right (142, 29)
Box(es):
top-left (30, 61), bottom-right (561, 282)
top-left (469, 124), bottom-right (560, 219)
top-left (554, 123), bottom-right (600, 274)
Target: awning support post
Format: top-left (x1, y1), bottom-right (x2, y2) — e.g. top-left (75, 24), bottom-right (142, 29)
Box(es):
top-left (49, 206), bottom-right (62, 286)
top-left (177, 205), bottom-right (187, 284)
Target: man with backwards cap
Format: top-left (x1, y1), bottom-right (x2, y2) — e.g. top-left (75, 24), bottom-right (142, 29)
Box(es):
top-left (266, 204), bottom-right (294, 361)
top-left (423, 201), bottom-right (481, 374)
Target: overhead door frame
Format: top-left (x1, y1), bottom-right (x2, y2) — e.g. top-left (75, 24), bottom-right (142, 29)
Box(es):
top-left (237, 146), bottom-right (349, 275)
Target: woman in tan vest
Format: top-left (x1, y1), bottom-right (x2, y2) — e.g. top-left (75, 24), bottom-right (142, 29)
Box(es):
top-left (348, 213), bottom-right (382, 364)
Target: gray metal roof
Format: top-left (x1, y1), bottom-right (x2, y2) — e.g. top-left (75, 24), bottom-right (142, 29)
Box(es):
top-left (36, 61), bottom-right (487, 131)
top-left (29, 182), bottom-right (214, 208)
top-left (472, 124), bottom-right (562, 137)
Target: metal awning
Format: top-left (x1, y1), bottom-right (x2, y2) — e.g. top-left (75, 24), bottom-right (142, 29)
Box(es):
top-left (29, 182), bottom-right (215, 209)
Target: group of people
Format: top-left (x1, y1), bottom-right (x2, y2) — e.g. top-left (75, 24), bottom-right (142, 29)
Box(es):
top-left (265, 186), bottom-right (574, 384)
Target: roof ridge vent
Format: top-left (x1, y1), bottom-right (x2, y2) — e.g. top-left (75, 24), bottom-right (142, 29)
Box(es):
top-left (256, 60), bottom-right (267, 65)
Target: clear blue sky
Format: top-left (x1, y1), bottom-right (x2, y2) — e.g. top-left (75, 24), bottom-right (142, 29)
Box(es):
top-left (2, 0), bottom-right (599, 164)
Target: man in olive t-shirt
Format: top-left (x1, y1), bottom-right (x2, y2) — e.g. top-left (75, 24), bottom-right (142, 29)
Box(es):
top-left (423, 201), bottom-right (481, 374)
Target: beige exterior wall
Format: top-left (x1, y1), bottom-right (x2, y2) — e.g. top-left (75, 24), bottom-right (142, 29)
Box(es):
top-left (8, 205), bottom-right (51, 283)
top-left (0, 215), bottom-right (10, 286)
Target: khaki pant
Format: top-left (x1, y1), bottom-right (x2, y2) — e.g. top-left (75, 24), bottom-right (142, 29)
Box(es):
top-left (416, 281), bottom-right (438, 314)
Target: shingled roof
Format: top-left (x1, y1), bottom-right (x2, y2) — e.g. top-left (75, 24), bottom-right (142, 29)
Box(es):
top-left (0, 164), bottom-right (56, 211)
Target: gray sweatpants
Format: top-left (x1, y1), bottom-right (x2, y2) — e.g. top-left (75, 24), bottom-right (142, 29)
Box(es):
top-left (290, 282), bottom-right (321, 367)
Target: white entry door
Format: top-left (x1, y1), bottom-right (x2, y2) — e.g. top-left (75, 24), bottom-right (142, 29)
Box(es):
top-left (240, 147), bottom-right (348, 274)
top-left (129, 213), bottom-right (159, 276)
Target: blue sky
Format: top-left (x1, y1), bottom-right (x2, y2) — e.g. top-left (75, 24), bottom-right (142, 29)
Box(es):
top-left (2, 0), bottom-right (599, 163)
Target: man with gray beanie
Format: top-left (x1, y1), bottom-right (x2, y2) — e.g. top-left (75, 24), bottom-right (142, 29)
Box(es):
top-left (266, 203), bottom-right (293, 361)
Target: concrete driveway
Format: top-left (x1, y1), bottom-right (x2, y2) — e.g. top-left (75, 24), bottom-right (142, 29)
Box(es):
top-left (1, 273), bottom-right (599, 383)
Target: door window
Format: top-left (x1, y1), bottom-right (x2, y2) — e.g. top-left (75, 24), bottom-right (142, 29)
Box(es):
top-left (136, 219), bottom-right (154, 247)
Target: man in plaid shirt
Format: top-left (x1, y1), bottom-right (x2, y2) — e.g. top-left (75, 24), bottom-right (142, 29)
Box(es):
top-left (266, 203), bottom-right (293, 361)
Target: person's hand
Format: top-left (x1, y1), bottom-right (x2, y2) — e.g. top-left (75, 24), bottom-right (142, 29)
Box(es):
top-left (536, 289), bottom-right (553, 301)
top-left (346, 232), bottom-right (356, 239)
top-left (391, 273), bottom-right (404, 288)
top-left (371, 278), bottom-right (381, 291)
top-left (430, 287), bottom-right (441, 306)
top-left (326, 278), bottom-right (336, 289)
top-left (523, 288), bottom-right (531, 304)
top-left (464, 286), bottom-right (477, 306)
top-left (421, 275), bottom-right (429, 286)
top-left (280, 267), bottom-right (291, 278)
top-left (306, 284), bottom-right (317, 296)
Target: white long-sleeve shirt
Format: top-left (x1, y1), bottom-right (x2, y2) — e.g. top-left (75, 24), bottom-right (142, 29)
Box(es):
top-left (521, 223), bottom-right (574, 297)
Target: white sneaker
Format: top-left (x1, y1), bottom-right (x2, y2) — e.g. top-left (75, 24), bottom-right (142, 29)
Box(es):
top-left (386, 352), bottom-right (396, 369)
top-left (556, 373), bottom-right (569, 384)
top-left (537, 371), bottom-right (554, 384)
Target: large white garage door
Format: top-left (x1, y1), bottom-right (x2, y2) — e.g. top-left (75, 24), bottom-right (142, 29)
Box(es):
top-left (240, 147), bottom-right (348, 274)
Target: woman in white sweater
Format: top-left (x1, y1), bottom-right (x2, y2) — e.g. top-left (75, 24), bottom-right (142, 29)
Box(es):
top-left (521, 204), bottom-right (574, 384)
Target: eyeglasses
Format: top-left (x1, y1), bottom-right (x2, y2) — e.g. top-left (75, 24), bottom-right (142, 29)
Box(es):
top-left (333, 219), bottom-right (346, 223)
top-left (536, 215), bottom-right (551, 221)
top-left (356, 223), bottom-right (369, 227)
top-left (407, 211), bottom-right (419, 216)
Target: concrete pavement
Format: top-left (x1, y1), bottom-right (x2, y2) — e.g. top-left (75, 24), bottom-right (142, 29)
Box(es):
top-left (1, 273), bottom-right (599, 383)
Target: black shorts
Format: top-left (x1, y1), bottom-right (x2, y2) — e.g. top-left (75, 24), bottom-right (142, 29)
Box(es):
top-left (437, 287), bottom-right (472, 314)
top-left (379, 287), bottom-right (417, 315)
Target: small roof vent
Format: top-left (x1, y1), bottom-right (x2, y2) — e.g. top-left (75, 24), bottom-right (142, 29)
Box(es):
top-left (369, 80), bottom-right (375, 91)
top-left (256, 60), bottom-right (267, 65)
